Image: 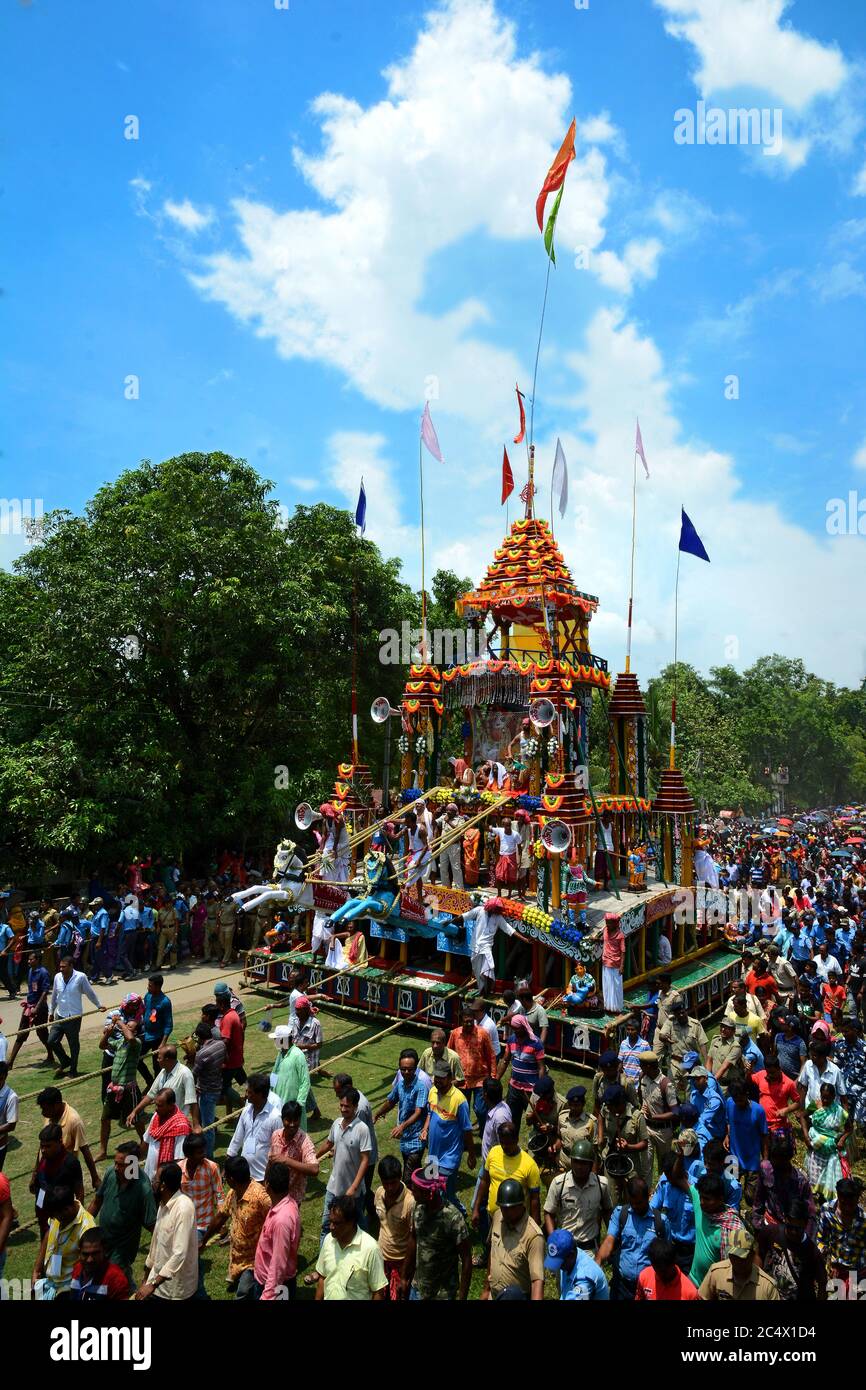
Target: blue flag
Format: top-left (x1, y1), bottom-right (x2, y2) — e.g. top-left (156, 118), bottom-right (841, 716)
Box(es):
top-left (678, 507), bottom-right (710, 562)
top-left (355, 478), bottom-right (366, 535)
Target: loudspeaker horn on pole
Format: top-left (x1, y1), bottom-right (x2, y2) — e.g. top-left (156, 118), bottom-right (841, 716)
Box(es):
top-left (529, 697), bottom-right (556, 728)
top-left (541, 818), bottom-right (572, 853)
top-left (371, 696), bottom-right (400, 723)
top-left (294, 802), bottom-right (321, 830)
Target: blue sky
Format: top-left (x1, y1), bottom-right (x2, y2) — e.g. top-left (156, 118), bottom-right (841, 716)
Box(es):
top-left (4, 0), bottom-right (866, 686)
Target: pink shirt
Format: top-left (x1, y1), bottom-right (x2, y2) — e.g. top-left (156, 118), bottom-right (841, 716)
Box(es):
top-left (254, 1195), bottom-right (300, 1299)
top-left (602, 927), bottom-right (625, 970)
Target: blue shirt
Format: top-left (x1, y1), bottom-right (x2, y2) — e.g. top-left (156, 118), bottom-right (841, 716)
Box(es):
top-left (0, 924), bottom-right (13, 953)
top-left (650, 1176), bottom-right (696, 1243)
top-left (26, 965), bottom-right (51, 1004)
top-left (387, 1072), bottom-right (429, 1154)
top-left (690, 1083), bottom-right (727, 1144)
top-left (121, 906), bottom-right (140, 933)
top-left (741, 1036), bottom-right (766, 1076)
top-left (689, 1162), bottom-right (742, 1210)
top-left (790, 932), bottom-right (813, 962)
top-left (26, 918), bottom-right (46, 945)
top-left (89, 908), bottom-right (109, 940)
top-left (55, 921), bottom-right (74, 949)
top-left (809, 921), bottom-right (827, 948)
top-left (426, 1088), bottom-right (473, 1174)
top-left (775, 1032), bottom-right (807, 1080)
top-left (141, 906), bottom-right (156, 932)
top-left (142, 991), bottom-right (173, 1043)
top-left (607, 1205), bottom-right (670, 1285)
top-left (558, 1248), bottom-right (610, 1300)
top-left (725, 1099), bottom-right (768, 1172)
top-left (836, 927), bottom-right (855, 958)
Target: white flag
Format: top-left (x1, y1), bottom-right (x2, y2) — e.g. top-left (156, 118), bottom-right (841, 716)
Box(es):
top-left (635, 417), bottom-right (649, 478)
top-left (552, 437), bottom-right (568, 518)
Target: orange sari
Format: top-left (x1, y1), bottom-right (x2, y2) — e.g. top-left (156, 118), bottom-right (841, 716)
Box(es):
top-left (463, 828), bottom-right (480, 886)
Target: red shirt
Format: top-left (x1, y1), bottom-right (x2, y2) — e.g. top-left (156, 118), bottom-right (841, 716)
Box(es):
top-left (219, 1008), bottom-right (245, 1069)
top-left (636, 1266), bottom-right (699, 1300)
top-left (745, 969), bottom-right (778, 1001)
top-left (602, 927), bottom-right (625, 970)
top-left (822, 983), bottom-right (846, 1015)
top-left (447, 1023), bottom-right (495, 1089)
top-left (70, 1259), bottom-right (131, 1300)
top-left (756, 1071), bottom-right (798, 1129)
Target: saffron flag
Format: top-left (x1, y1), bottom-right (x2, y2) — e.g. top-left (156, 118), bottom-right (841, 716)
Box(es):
top-left (501, 447), bottom-right (514, 505)
top-left (420, 401), bottom-right (444, 463)
top-left (635, 418), bottom-right (649, 479)
top-left (355, 478), bottom-right (366, 535)
top-left (513, 384), bottom-right (526, 444)
top-left (679, 507), bottom-right (710, 562)
top-left (552, 437), bottom-right (568, 518)
top-left (536, 118), bottom-right (576, 232)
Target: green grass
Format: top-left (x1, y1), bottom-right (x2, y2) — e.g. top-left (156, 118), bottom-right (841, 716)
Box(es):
top-left (1, 993), bottom-right (587, 1299)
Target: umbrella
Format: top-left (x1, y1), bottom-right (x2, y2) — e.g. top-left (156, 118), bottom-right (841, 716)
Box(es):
top-left (845, 837), bottom-right (865, 846)
top-left (831, 848), bottom-right (853, 859)
top-left (777, 817), bottom-right (793, 826)
top-left (774, 829), bottom-right (790, 838)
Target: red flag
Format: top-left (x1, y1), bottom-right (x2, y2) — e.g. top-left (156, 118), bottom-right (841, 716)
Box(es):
top-left (536, 118), bottom-right (576, 232)
top-left (513, 384), bottom-right (526, 444)
top-left (501, 447), bottom-right (514, 505)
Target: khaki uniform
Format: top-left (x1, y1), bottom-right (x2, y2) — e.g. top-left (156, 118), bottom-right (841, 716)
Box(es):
top-left (205, 900), bottom-right (221, 961)
top-left (637, 1071), bottom-right (678, 1172)
top-left (598, 1105), bottom-right (652, 1204)
top-left (555, 1107), bottom-right (596, 1171)
top-left (656, 1016), bottom-right (708, 1084)
top-left (488, 1209), bottom-right (545, 1298)
top-left (592, 1071), bottom-right (637, 1115)
top-left (698, 1259), bottom-right (780, 1302)
top-left (707, 1036), bottom-right (744, 1089)
top-left (250, 902), bottom-right (273, 950)
top-left (655, 987), bottom-right (683, 1033)
top-left (217, 900), bottom-right (237, 966)
top-left (543, 1169), bottom-right (612, 1248)
top-left (155, 905), bottom-right (178, 969)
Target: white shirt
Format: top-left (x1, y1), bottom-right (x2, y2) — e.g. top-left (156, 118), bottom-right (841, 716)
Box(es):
top-left (813, 954), bottom-right (842, 983)
top-left (465, 906), bottom-right (515, 955)
top-left (146, 1190), bottom-right (199, 1300)
top-left (475, 1010), bottom-right (501, 1058)
top-left (493, 828), bottom-right (521, 856)
top-left (798, 1059), bottom-right (846, 1106)
top-left (0, 1081), bottom-right (18, 1150)
top-left (597, 822), bottom-right (614, 853)
top-left (657, 935), bottom-right (673, 965)
top-left (142, 1120), bottom-right (188, 1180)
top-left (226, 1100), bottom-right (282, 1180)
top-left (147, 1062), bottom-right (197, 1115)
top-left (50, 969), bottom-right (101, 1019)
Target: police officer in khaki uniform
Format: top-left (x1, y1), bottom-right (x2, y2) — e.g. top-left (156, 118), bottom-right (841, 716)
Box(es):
top-left (636, 1051), bottom-right (678, 1174)
top-left (656, 1000), bottom-right (708, 1087)
top-left (483, 1178), bottom-right (545, 1300)
top-left (250, 900), bottom-right (273, 951)
top-left (204, 893), bottom-right (221, 962)
top-left (598, 1084), bottom-right (651, 1205)
top-left (555, 1086), bottom-right (596, 1171)
top-left (543, 1140), bottom-right (612, 1252)
top-left (697, 1228), bottom-right (780, 1301)
top-left (216, 897), bottom-right (237, 967)
top-left (707, 1017), bottom-right (745, 1092)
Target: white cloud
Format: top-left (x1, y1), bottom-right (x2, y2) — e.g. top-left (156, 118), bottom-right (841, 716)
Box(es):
top-left (188, 0), bottom-right (629, 428)
top-left (693, 268), bottom-right (800, 343)
top-left (853, 438), bottom-right (866, 471)
top-left (162, 198), bottom-right (214, 234)
top-left (327, 431), bottom-right (420, 567)
top-left (655, 0), bottom-right (847, 111)
top-left (656, 0), bottom-right (851, 175)
top-left (812, 260), bottom-right (866, 302)
top-left (594, 238), bottom-right (664, 295)
top-left (288, 475), bottom-right (319, 493)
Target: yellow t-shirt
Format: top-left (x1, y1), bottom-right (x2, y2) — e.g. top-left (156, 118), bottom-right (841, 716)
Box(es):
top-left (484, 1145), bottom-right (542, 1213)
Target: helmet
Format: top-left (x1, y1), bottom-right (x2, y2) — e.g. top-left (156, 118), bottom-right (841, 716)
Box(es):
top-left (497, 1178), bottom-right (525, 1209)
top-left (571, 1139), bottom-right (595, 1163)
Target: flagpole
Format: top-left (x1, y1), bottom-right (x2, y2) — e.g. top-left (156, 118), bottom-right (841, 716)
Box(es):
top-left (419, 435), bottom-right (427, 661)
top-left (625, 444), bottom-right (637, 674)
top-left (671, 544), bottom-right (681, 770)
top-left (529, 254), bottom-right (553, 456)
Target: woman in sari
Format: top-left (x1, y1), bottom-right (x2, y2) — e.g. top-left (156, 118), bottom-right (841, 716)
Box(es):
top-left (463, 825), bottom-right (480, 886)
top-left (800, 1082), bottom-right (851, 1200)
top-left (333, 927), bottom-right (368, 971)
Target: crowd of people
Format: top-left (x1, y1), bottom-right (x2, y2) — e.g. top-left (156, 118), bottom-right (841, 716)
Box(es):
top-left (0, 806), bottom-right (865, 1303)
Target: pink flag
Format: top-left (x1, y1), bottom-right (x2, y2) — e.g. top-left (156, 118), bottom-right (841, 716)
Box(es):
top-left (420, 402), bottom-right (444, 463)
top-left (635, 417), bottom-right (649, 479)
